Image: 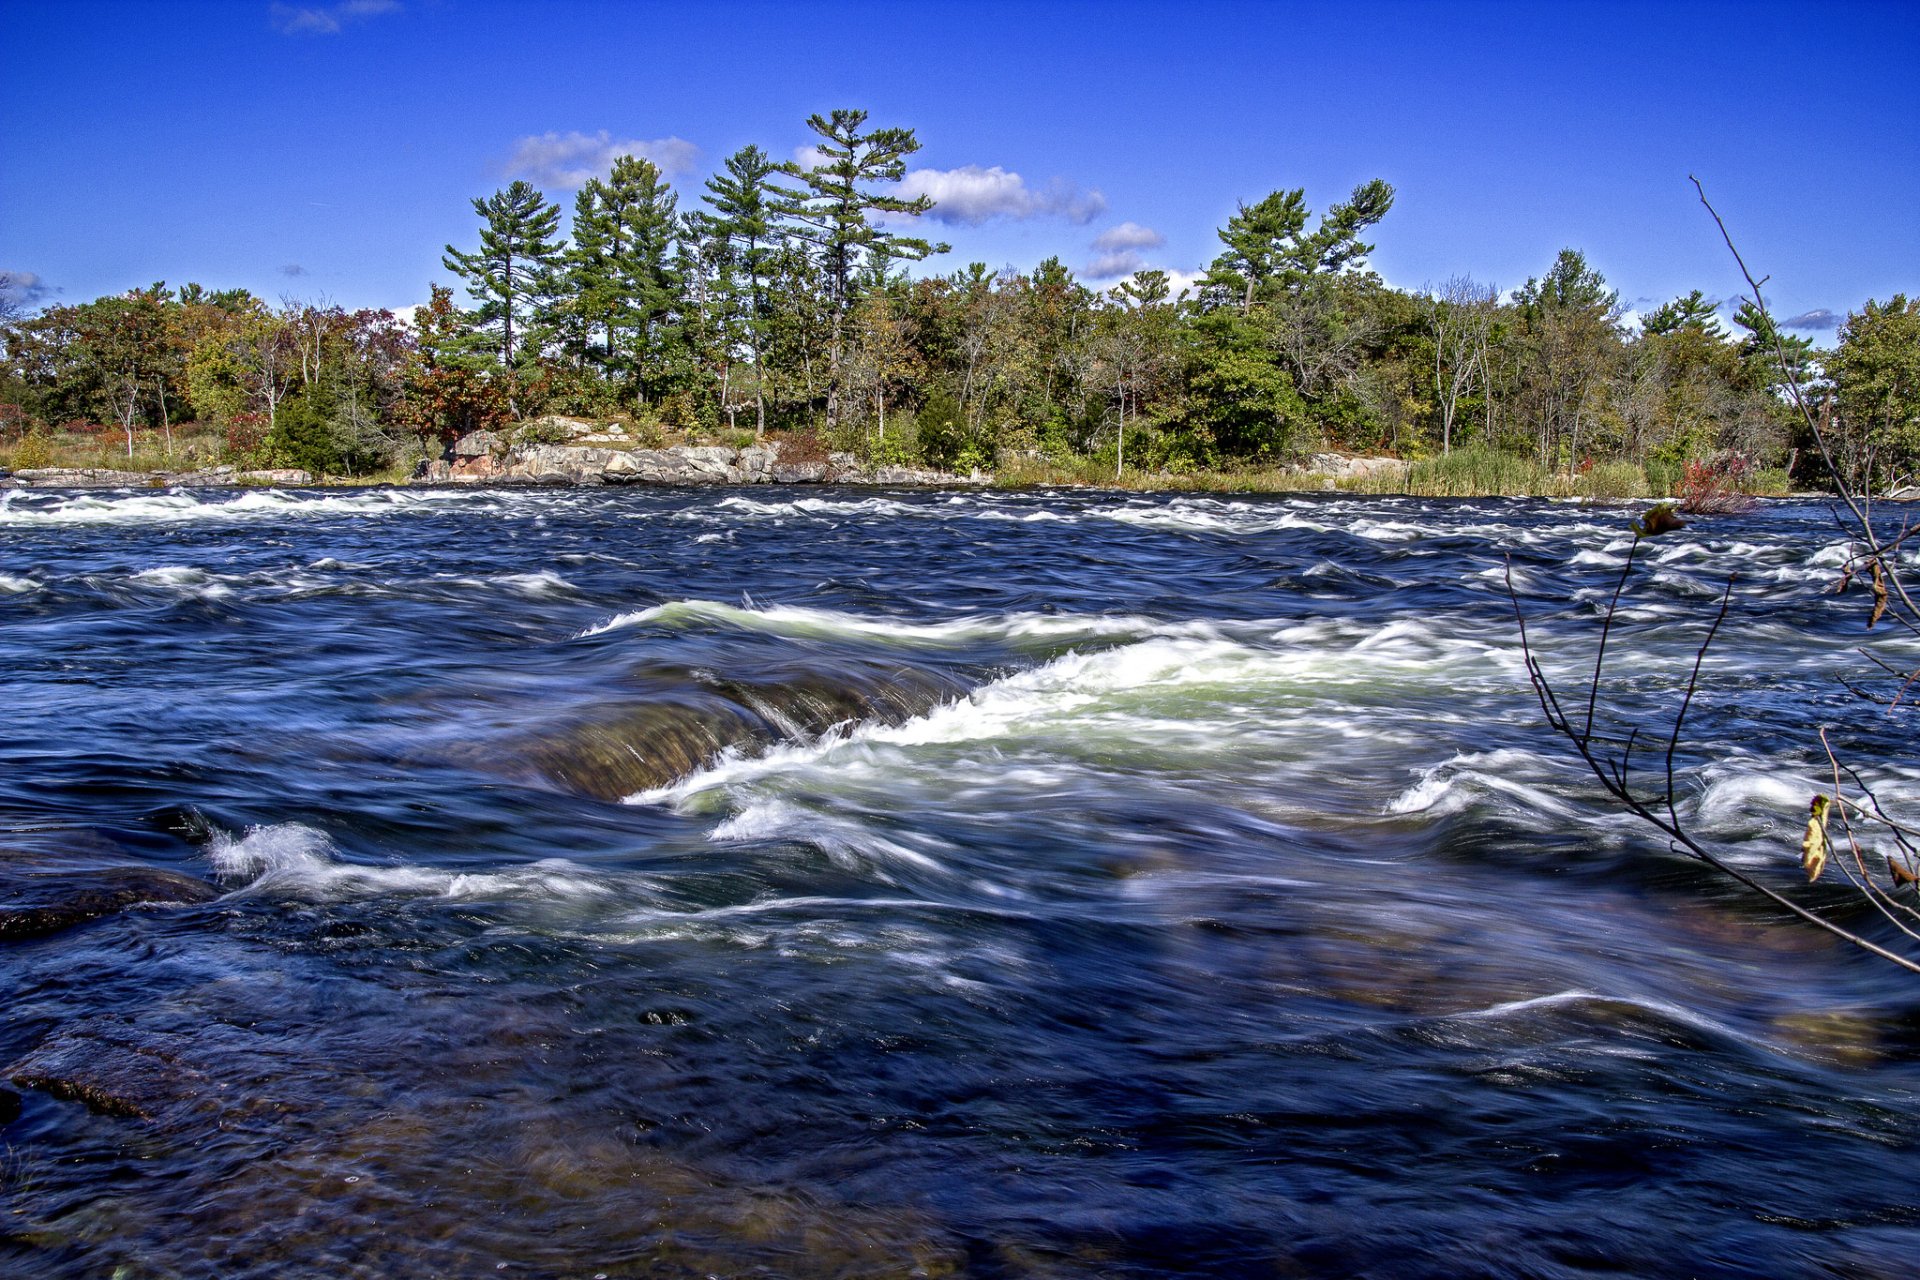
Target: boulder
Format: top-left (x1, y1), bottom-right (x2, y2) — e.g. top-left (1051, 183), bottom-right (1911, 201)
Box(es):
top-left (872, 466), bottom-right (953, 486)
top-left (771, 461), bottom-right (828, 484)
top-left (603, 448), bottom-right (696, 484)
top-left (737, 445), bottom-right (777, 481)
top-left (234, 468), bottom-right (312, 485)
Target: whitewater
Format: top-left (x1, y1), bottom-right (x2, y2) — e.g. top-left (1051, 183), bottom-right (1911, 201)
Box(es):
top-left (2, 483), bottom-right (1916, 1278)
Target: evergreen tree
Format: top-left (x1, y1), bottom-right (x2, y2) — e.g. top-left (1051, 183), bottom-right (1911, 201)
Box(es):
top-left (775, 109), bottom-right (948, 427)
top-left (567, 157), bottom-right (682, 403)
top-left (442, 180), bottom-right (564, 374)
top-left (1514, 249), bottom-right (1623, 467)
top-left (1642, 289), bottom-right (1724, 337)
top-left (1202, 180), bottom-right (1395, 314)
top-left (696, 145), bottom-right (779, 434)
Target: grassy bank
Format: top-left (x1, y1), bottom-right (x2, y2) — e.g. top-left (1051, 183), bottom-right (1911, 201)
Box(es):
top-left (996, 447), bottom-right (1792, 500)
top-left (4, 424), bottom-right (1794, 501)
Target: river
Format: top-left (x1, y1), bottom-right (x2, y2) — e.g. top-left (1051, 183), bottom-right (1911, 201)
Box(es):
top-left (2, 485), bottom-right (1917, 1278)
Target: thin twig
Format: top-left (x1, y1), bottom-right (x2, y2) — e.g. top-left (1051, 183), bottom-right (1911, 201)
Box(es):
top-left (1585, 535), bottom-right (1643, 743)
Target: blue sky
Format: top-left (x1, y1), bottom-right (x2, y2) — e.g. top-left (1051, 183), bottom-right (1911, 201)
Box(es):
top-left (3, 0), bottom-right (1914, 333)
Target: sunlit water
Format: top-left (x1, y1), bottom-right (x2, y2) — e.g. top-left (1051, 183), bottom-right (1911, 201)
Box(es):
top-left (3, 485), bottom-right (1918, 1278)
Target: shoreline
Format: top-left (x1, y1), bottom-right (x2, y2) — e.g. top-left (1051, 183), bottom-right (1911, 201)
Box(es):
top-left (0, 428), bottom-right (1814, 502)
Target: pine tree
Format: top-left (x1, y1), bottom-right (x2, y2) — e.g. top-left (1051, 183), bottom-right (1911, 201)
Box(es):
top-left (775, 109), bottom-right (948, 428)
top-left (565, 157), bottom-right (681, 402)
top-left (696, 145), bottom-right (779, 434)
top-left (442, 180), bottom-right (564, 373)
top-left (1202, 181), bottom-right (1394, 314)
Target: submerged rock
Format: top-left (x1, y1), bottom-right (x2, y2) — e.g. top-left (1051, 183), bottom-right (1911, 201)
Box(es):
top-left (0, 865), bottom-right (220, 942)
top-left (513, 664), bottom-right (969, 800)
top-left (7, 1023), bottom-right (217, 1120)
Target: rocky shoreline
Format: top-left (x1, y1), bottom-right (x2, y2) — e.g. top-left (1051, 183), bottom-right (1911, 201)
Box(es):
top-left (0, 416), bottom-right (973, 491)
top-left (0, 415), bottom-right (1413, 492)
top-left (416, 426), bottom-right (965, 488)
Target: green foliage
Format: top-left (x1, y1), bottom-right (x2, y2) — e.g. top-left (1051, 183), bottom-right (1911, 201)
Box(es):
top-left (9, 426), bottom-right (53, 470)
top-left (1579, 461), bottom-right (1649, 501)
top-left (1346, 446), bottom-right (1561, 498)
top-left (1830, 295), bottom-right (1920, 492)
top-left (914, 390), bottom-right (975, 471)
top-left (442, 180), bottom-right (565, 373)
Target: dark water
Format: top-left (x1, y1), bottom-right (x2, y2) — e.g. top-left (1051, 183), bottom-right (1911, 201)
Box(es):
top-left (3, 484), bottom-right (1918, 1278)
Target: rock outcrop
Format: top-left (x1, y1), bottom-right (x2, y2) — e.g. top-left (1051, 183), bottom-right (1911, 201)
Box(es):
top-left (416, 433), bottom-right (963, 487)
top-left (3, 466), bottom-right (312, 489)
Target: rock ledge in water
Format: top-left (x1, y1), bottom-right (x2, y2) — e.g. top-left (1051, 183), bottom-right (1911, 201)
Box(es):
top-left (0, 866), bottom-right (220, 942)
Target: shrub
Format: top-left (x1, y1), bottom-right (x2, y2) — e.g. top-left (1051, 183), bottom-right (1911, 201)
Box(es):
top-left (1678, 453), bottom-right (1758, 514)
top-left (226, 412), bottom-right (269, 461)
top-left (9, 428), bottom-right (54, 471)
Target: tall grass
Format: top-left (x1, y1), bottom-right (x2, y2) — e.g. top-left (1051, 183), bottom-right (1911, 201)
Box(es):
top-left (1336, 447), bottom-right (1664, 500)
top-left (3, 425), bottom-right (227, 474)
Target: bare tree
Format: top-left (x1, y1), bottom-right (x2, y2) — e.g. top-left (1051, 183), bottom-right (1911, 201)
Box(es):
top-left (1423, 275), bottom-right (1497, 453)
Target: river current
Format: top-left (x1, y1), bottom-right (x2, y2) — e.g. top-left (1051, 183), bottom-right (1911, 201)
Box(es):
top-left (2, 484), bottom-right (1918, 1278)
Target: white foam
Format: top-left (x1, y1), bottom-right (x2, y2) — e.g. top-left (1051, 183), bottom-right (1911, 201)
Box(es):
top-left (635, 628), bottom-right (1505, 813)
top-left (0, 573), bottom-right (40, 593)
top-left (208, 822), bottom-right (617, 903)
top-left (0, 487), bottom-right (478, 527)
top-left (129, 565), bottom-right (235, 597)
top-left (481, 570), bottom-right (576, 597)
top-left (579, 597), bottom-right (1214, 649)
top-left (1387, 749), bottom-right (1584, 820)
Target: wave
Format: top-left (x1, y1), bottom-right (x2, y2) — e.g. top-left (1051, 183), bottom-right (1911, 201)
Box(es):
top-left (0, 486), bottom-right (480, 527)
top-left (631, 621), bottom-right (1515, 812)
top-left (208, 822), bottom-right (621, 904)
top-left (578, 596), bottom-right (1226, 649)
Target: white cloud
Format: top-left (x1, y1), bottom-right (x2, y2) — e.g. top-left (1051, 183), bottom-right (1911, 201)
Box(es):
top-left (0, 270), bottom-right (53, 305)
top-left (1783, 307), bottom-right (1841, 331)
top-left (1092, 221), bottom-right (1164, 253)
top-left (270, 0), bottom-right (399, 36)
top-left (792, 144), bottom-right (833, 171)
top-left (896, 165), bottom-right (1106, 226)
top-left (506, 131), bottom-right (700, 190)
top-left (1084, 250), bottom-right (1145, 281)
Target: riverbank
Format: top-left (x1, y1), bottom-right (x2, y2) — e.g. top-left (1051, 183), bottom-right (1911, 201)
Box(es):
top-left (1, 416), bottom-right (1793, 500)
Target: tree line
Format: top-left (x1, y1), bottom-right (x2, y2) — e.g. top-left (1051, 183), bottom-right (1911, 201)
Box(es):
top-left (3, 107), bottom-right (1915, 487)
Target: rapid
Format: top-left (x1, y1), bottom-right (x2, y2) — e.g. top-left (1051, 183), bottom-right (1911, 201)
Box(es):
top-left (2, 484), bottom-right (1918, 1278)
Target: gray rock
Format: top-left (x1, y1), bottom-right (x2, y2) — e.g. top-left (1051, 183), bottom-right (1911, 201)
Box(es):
top-left (771, 462), bottom-right (828, 484)
top-left (169, 465), bottom-right (237, 487)
top-left (451, 429), bottom-right (504, 458)
top-left (234, 469), bottom-right (312, 485)
top-left (14, 467), bottom-right (144, 488)
top-left (503, 444), bottom-right (622, 484)
top-left (872, 466), bottom-right (952, 486)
